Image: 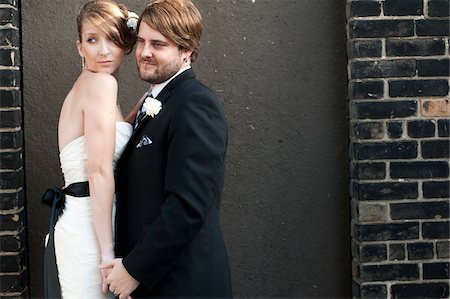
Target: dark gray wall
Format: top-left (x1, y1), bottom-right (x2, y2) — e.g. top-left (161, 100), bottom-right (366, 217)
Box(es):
top-left (23, 0), bottom-right (349, 297)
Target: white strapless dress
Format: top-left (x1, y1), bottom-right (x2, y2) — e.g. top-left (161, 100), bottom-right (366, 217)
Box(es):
top-left (54, 122), bottom-right (132, 299)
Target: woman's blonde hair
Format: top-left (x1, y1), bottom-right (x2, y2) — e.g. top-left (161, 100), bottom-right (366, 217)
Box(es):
top-left (77, 0), bottom-right (136, 54)
top-left (138, 0), bottom-right (203, 62)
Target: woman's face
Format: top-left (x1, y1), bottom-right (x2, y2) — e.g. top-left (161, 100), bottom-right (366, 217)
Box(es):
top-left (77, 21), bottom-right (125, 77)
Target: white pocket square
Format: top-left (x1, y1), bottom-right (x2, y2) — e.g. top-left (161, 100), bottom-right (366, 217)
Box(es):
top-left (136, 135), bottom-right (153, 148)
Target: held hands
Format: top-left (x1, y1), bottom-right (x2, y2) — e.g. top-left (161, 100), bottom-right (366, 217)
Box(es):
top-left (100, 252), bottom-right (115, 294)
top-left (99, 258), bottom-right (140, 299)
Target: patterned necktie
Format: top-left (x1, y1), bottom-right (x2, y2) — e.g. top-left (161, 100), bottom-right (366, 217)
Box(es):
top-left (134, 92), bottom-right (152, 129)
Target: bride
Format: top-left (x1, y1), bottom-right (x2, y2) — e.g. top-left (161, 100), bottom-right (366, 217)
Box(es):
top-left (42, 1), bottom-right (142, 298)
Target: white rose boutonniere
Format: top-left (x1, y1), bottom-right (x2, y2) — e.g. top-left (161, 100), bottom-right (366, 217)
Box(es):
top-left (143, 96), bottom-right (162, 118)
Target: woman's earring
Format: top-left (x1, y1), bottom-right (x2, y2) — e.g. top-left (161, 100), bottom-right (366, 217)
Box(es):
top-left (81, 57), bottom-right (86, 69)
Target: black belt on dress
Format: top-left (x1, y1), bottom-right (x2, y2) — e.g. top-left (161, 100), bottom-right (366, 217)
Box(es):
top-left (42, 182), bottom-right (90, 228)
top-left (41, 181), bottom-right (90, 299)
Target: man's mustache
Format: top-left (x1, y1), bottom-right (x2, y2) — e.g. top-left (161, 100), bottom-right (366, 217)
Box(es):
top-left (139, 59), bottom-right (156, 65)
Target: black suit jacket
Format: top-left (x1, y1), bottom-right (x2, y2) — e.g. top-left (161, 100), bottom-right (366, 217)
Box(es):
top-left (115, 69), bottom-right (232, 298)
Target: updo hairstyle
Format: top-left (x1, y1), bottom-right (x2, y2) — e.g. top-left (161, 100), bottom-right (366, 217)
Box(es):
top-left (77, 0), bottom-right (136, 54)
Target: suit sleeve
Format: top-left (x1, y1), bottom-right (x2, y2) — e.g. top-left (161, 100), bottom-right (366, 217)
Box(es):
top-left (122, 91), bottom-right (228, 289)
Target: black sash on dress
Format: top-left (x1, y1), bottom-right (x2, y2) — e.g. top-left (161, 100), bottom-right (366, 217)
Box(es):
top-left (41, 182), bottom-right (90, 299)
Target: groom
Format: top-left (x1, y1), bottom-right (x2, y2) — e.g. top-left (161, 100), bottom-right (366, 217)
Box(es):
top-left (101, 0), bottom-right (232, 298)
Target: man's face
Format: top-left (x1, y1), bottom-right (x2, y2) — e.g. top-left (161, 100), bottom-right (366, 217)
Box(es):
top-left (135, 22), bottom-right (188, 84)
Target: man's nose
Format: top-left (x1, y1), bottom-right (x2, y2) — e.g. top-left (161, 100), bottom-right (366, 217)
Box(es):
top-left (140, 43), bottom-right (153, 58)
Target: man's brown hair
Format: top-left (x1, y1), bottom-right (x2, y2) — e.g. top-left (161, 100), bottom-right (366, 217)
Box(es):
top-left (138, 0), bottom-right (203, 62)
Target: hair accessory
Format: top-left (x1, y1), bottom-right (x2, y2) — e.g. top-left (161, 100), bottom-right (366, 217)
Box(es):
top-left (127, 11), bottom-right (139, 31)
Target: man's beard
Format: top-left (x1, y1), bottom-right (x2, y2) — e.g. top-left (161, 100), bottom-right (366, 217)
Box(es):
top-left (137, 58), bottom-right (183, 84)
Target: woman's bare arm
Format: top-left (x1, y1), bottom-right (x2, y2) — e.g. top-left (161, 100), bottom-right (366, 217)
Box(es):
top-left (81, 72), bottom-right (118, 263)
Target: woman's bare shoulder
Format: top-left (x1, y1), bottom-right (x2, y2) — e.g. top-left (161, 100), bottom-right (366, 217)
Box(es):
top-left (76, 70), bottom-right (118, 91)
top-left (74, 71), bottom-right (118, 105)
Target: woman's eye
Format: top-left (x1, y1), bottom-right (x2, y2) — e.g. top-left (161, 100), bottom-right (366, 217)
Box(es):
top-left (87, 38), bottom-right (96, 43)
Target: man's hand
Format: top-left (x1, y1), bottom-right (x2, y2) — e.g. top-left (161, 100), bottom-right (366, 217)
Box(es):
top-left (99, 258), bottom-right (140, 299)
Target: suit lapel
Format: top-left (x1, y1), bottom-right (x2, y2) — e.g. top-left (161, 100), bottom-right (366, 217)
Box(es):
top-left (119, 69), bottom-right (196, 161)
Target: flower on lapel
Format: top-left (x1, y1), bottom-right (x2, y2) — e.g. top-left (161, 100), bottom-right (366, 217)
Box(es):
top-left (143, 96), bottom-right (162, 118)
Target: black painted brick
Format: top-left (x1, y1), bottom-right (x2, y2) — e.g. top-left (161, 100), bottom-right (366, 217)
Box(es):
top-left (386, 38), bottom-right (445, 56)
top-left (348, 39), bottom-right (382, 58)
top-left (423, 262), bottom-right (450, 280)
top-left (351, 60), bottom-right (415, 79)
top-left (0, 209), bottom-right (25, 231)
top-left (353, 141), bottom-right (417, 160)
top-left (349, 0), bottom-right (382, 17)
top-left (437, 241), bottom-right (450, 258)
top-left (407, 242), bottom-right (435, 260)
top-left (428, 0), bottom-right (450, 17)
top-left (356, 182), bottom-right (418, 200)
top-left (438, 119), bottom-right (450, 137)
top-left (0, 250), bottom-right (26, 273)
top-left (383, 0), bottom-right (423, 16)
top-left (0, 190), bottom-right (24, 210)
top-left (423, 221), bottom-right (450, 239)
top-left (390, 161), bottom-right (449, 179)
top-left (0, 110), bottom-right (21, 128)
top-left (355, 101), bottom-right (417, 119)
top-left (351, 162), bottom-right (386, 180)
top-left (0, 7), bottom-right (18, 27)
top-left (0, 0), bottom-right (17, 5)
top-left (422, 140), bottom-right (450, 158)
top-left (361, 264), bottom-right (419, 282)
top-left (388, 121), bottom-right (403, 139)
top-left (0, 90), bottom-right (20, 107)
top-left (0, 273), bottom-right (27, 293)
top-left (0, 29), bottom-right (19, 47)
top-left (360, 244), bottom-right (387, 262)
top-left (391, 201), bottom-right (449, 220)
top-left (416, 20), bottom-right (450, 36)
top-left (391, 283), bottom-right (449, 298)
top-left (349, 20), bottom-right (414, 38)
top-left (0, 69), bottom-right (20, 87)
top-left (0, 131), bottom-right (22, 149)
top-left (352, 121), bottom-right (383, 139)
top-left (0, 151), bottom-right (22, 169)
top-left (356, 222), bottom-right (419, 241)
top-left (389, 243), bottom-right (406, 261)
top-left (0, 230), bottom-right (25, 252)
top-left (0, 170), bottom-right (23, 189)
top-left (0, 48), bottom-right (19, 67)
top-left (350, 81), bottom-right (384, 99)
top-left (418, 59), bottom-right (450, 77)
top-left (407, 120), bottom-right (435, 138)
top-left (389, 79), bottom-right (449, 97)
top-left (361, 284), bottom-right (387, 298)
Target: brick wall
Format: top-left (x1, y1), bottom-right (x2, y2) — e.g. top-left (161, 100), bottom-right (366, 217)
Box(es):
top-left (0, 0), bottom-right (28, 297)
top-left (348, 0), bottom-right (450, 297)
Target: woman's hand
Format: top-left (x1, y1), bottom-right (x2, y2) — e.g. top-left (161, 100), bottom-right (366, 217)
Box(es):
top-left (100, 250), bottom-right (115, 293)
